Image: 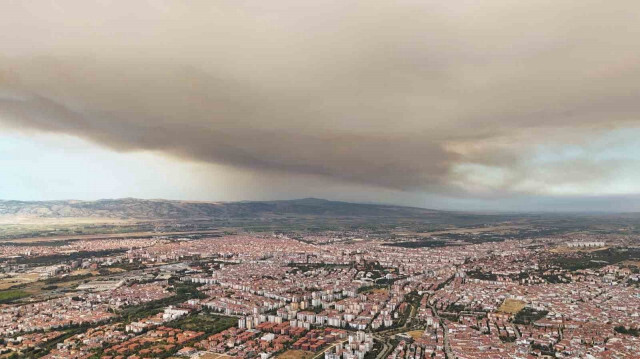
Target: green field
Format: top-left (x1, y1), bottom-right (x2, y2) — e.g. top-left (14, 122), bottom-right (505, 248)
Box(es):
top-left (0, 289), bottom-right (31, 304)
top-left (167, 312), bottom-right (237, 334)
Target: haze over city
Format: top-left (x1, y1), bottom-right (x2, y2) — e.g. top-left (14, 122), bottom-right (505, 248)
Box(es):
top-left (2, 1), bottom-right (640, 211)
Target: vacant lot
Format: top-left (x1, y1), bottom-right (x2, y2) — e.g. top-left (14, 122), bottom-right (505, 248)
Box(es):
top-left (406, 330), bottom-right (424, 340)
top-left (369, 288), bottom-right (389, 295)
top-left (277, 350), bottom-right (315, 359)
top-left (498, 298), bottom-right (526, 314)
top-left (621, 260), bottom-right (640, 267)
top-left (199, 354), bottom-right (235, 359)
top-left (0, 273), bottom-right (40, 290)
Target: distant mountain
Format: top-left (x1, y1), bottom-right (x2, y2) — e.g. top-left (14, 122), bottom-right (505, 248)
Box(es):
top-left (0, 198), bottom-right (445, 220)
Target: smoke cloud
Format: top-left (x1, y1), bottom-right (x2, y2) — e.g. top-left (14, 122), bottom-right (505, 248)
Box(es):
top-left (2, 0), bottom-right (640, 197)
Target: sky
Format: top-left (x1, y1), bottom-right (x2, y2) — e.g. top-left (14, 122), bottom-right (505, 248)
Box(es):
top-left (1, 0), bottom-right (640, 212)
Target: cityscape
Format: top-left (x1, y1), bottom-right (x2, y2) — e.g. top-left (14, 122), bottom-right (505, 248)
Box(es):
top-left (0, 200), bottom-right (638, 358)
top-left (2, 0), bottom-right (640, 358)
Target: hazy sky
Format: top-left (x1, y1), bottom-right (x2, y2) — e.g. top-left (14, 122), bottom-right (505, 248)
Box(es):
top-left (2, 1), bottom-right (640, 211)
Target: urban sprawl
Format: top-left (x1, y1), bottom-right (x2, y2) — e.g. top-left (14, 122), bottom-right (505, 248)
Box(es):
top-left (0, 233), bottom-right (639, 359)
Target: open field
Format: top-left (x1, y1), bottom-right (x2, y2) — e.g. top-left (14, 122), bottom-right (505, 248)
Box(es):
top-left (69, 269), bottom-right (100, 275)
top-left (199, 354), bottom-right (235, 359)
top-left (621, 260), bottom-right (640, 267)
top-left (0, 217), bottom-right (140, 240)
top-left (498, 298), bottom-right (526, 314)
top-left (1, 229), bottom-right (223, 243)
top-left (0, 216), bottom-right (136, 225)
top-left (409, 224), bottom-right (528, 236)
top-left (167, 313), bottom-right (237, 334)
top-left (370, 288), bottom-right (390, 295)
top-left (405, 330), bottom-right (424, 340)
top-left (550, 246), bottom-right (610, 254)
top-left (11, 276), bottom-right (89, 300)
top-left (0, 289), bottom-right (30, 304)
top-left (277, 350), bottom-right (315, 359)
top-left (0, 273), bottom-right (40, 290)
top-left (0, 268), bottom-right (105, 302)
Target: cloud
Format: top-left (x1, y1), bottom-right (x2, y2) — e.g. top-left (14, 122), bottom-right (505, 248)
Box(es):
top-left (1, 0), bottom-right (640, 197)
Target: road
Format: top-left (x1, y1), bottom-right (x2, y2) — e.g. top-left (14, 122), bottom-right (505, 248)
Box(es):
top-left (312, 293), bottom-right (425, 359)
top-left (427, 303), bottom-right (454, 359)
top-left (373, 335), bottom-right (392, 359)
top-left (311, 339), bottom-right (348, 359)
top-left (369, 294), bottom-right (424, 359)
